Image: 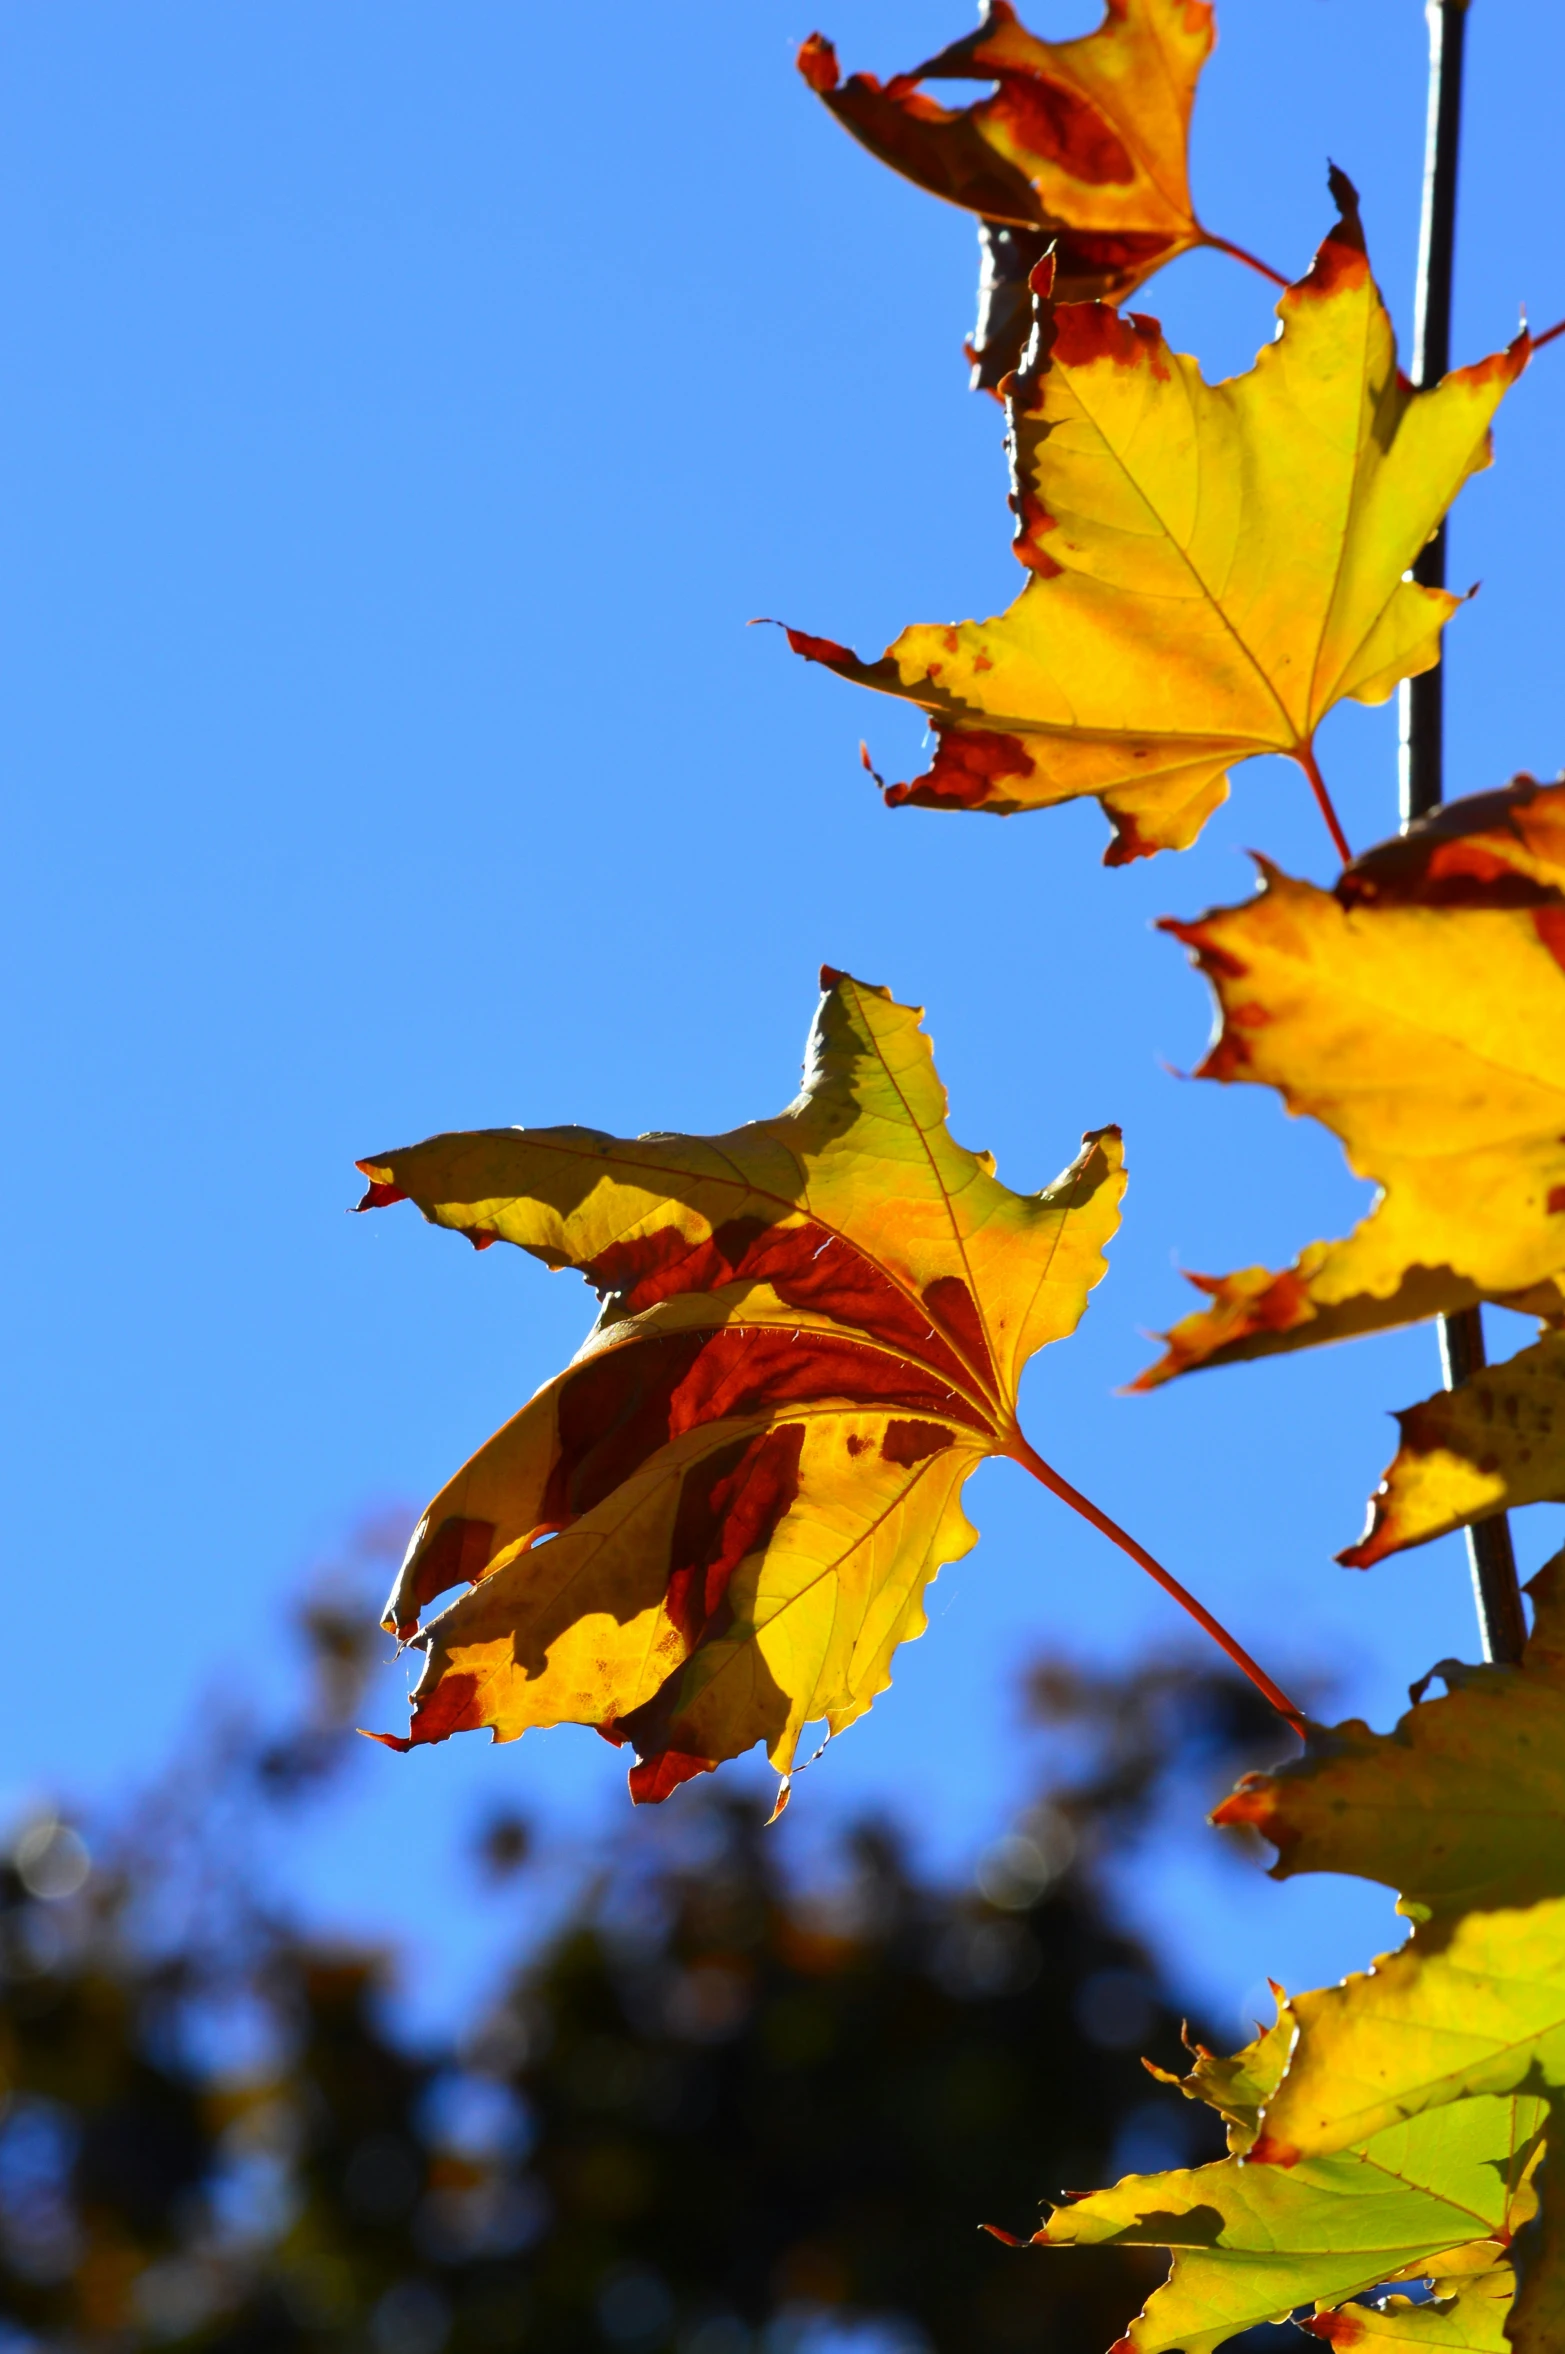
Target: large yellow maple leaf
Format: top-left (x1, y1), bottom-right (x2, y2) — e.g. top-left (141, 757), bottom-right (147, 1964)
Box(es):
top-left (354, 971), bottom-right (1137, 1804)
top-left (786, 178), bottom-right (1527, 864)
top-left (798, 0), bottom-right (1223, 311)
top-left (1136, 778), bottom-right (1565, 1386)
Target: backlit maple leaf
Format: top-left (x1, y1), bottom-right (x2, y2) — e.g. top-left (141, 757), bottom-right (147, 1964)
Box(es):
top-left (355, 972), bottom-right (1128, 1804)
top-left (786, 178), bottom-right (1528, 864)
top-left (1135, 777), bottom-right (1565, 1387)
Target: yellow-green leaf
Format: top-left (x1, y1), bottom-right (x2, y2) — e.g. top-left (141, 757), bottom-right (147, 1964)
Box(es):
top-left (1303, 2258), bottom-right (1514, 2350)
top-left (798, 0), bottom-right (1214, 308)
top-left (1135, 779), bottom-right (1565, 1386)
top-left (1029, 2093), bottom-right (1541, 2354)
top-left (1213, 1556), bottom-right (1565, 1923)
top-left (1250, 1904), bottom-right (1565, 2165)
top-left (1344, 1333), bottom-right (1565, 1569)
top-left (787, 181), bottom-right (1527, 863)
top-left (356, 971), bottom-right (1125, 1802)
top-left (1146, 1984), bottom-right (1295, 2154)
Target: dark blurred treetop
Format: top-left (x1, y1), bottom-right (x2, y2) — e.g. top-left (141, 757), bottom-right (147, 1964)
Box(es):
top-left (0, 1517), bottom-right (1302, 2354)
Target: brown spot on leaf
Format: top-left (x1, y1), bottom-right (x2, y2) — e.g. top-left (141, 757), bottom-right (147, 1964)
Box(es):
top-left (1548, 1186), bottom-right (1565, 1215)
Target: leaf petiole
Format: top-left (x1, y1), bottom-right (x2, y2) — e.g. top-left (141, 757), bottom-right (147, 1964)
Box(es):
top-left (1007, 1431), bottom-right (1307, 1738)
top-left (1294, 741), bottom-right (1353, 867)
top-left (1203, 232), bottom-right (1290, 290)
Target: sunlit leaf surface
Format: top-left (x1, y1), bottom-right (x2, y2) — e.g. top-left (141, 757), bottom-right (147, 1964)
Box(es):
top-left (1136, 779), bottom-right (1565, 1385)
top-left (787, 183), bottom-right (1526, 862)
top-left (357, 973), bottom-right (1123, 1802)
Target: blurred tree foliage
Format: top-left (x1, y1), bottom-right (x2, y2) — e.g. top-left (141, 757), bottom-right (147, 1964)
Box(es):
top-left (0, 1519), bottom-right (1301, 2354)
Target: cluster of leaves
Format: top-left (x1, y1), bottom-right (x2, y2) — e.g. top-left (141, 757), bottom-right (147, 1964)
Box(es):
top-left (353, 3), bottom-right (1565, 2349)
top-left (0, 1556), bottom-right (1285, 2354)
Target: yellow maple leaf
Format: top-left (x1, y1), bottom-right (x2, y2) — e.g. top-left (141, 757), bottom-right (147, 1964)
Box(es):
top-left (1342, 1331), bottom-right (1565, 1568)
top-left (785, 177), bottom-right (1527, 864)
top-left (357, 970), bottom-right (1293, 1803)
top-left (1135, 778), bottom-right (1565, 1387)
top-left (797, 0), bottom-right (1234, 313)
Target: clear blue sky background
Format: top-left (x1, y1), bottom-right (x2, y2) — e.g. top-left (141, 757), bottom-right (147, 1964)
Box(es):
top-left (4, 0), bottom-right (1562, 2043)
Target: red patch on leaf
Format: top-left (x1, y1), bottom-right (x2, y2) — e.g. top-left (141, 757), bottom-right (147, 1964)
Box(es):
top-left (1210, 1779), bottom-right (1293, 1852)
top-left (628, 1749), bottom-right (716, 1805)
top-left (1299, 2311), bottom-right (1363, 2345)
top-left (664, 1425), bottom-right (805, 1650)
top-left (880, 1419), bottom-right (954, 1467)
top-left (1548, 1186), bottom-right (1565, 1215)
top-left (986, 72), bottom-right (1132, 185)
top-left (922, 1274), bottom-right (999, 1391)
top-left (1014, 489), bottom-right (1064, 577)
top-left (543, 1327), bottom-right (984, 1526)
top-left (784, 626), bottom-right (854, 667)
top-left (1158, 917), bottom-right (1250, 983)
top-left (584, 1217), bottom-right (986, 1400)
top-left (795, 32), bottom-right (839, 92)
top-left (820, 963), bottom-right (846, 990)
top-left (354, 1179), bottom-right (407, 1211)
top-left (886, 726), bottom-right (1036, 813)
top-left (380, 1669), bottom-right (487, 1753)
top-left (1535, 907), bottom-right (1565, 975)
top-left (1247, 2132), bottom-right (1300, 2167)
top-left (1050, 302), bottom-right (1168, 379)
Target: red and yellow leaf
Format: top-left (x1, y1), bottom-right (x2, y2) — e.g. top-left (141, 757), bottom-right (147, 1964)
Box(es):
top-left (356, 971), bottom-right (1125, 1802)
top-left (798, 0), bottom-right (1214, 309)
top-left (787, 182), bottom-right (1527, 863)
top-left (1135, 779), bottom-right (1565, 1386)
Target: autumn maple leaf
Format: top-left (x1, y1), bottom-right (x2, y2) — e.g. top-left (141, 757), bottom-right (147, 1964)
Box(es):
top-left (1135, 777), bottom-right (1565, 1388)
top-left (356, 973), bottom-right (1300, 1803)
top-left (357, 972), bottom-right (1133, 1804)
top-left (785, 176), bottom-right (1528, 865)
top-left (798, 0), bottom-right (1242, 317)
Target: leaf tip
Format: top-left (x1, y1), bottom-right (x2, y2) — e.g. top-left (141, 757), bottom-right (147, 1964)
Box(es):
top-left (796, 32), bottom-right (840, 93)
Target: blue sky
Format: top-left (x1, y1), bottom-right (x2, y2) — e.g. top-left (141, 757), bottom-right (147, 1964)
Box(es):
top-left (4, 0), bottom-right (1562, 2043)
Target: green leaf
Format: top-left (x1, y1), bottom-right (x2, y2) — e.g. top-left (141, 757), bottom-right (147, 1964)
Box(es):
top-left (1030, 2094), bottom-right (1541, 2354)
